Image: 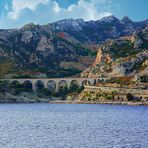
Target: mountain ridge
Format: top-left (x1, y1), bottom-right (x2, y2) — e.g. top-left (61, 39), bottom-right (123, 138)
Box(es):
top-left (0, 16), bottom-right (147, 78)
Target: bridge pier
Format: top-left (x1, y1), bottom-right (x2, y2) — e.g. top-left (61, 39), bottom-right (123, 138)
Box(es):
top-left (32, 83), bottom-right (36, 91)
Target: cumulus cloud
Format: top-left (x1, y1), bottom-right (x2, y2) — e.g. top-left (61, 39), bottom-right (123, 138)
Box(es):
top-left (0, 0), bottom-right (113, 29)
top-left (8, 0), bottom-right (48, 19)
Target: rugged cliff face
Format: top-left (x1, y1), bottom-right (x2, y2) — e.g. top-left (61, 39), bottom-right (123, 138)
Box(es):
top-left (0, 23), bottom-right (96, 78)
top-left (81, 27), bottom-right (148, 78)
top-left (0, 16), bottom-right (147, 78)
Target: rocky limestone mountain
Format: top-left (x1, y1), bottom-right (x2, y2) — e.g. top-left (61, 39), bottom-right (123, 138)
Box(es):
top-left (81, 27), bottom-right (148, 78)
top-left (0, 23), bottom-right (97, 78)
top-left (0, 16), bottom-right (147, 78)
top-left (50, 16), bottom-right (147, 44)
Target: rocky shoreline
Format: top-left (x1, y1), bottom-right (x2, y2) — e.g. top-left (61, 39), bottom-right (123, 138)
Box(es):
top-left (0, 92), bottom-right (51, 103)
top-left (0, 96), bottom-right (148, 106)
top-left (0, 92), bottom-right (148, 106)
top-left (48, 100), bottom-right (148, 106)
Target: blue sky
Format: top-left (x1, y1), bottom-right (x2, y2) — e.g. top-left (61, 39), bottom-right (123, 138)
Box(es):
top-left (0, 0), bottom-right (147, 29)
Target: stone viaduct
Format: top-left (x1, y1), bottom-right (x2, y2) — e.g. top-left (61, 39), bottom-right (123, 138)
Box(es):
top-left (2, 78), bottom-right (109, 92)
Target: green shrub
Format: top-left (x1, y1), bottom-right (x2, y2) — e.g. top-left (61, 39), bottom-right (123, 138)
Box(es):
top-left (126, 93), bottom-right (134, 101)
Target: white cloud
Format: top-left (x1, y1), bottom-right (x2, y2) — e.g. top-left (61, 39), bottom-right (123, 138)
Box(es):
top-left (66, 0), bottom-right (112, 20)
top-left (8, 0), bottom-right (48, 19)
top-left (0, 0), bottom-right (113, 29)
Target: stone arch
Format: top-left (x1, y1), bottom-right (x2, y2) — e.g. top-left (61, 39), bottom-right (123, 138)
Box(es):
top-left (98, 79), bottom-right (104, 83)
top-left (47, 80), bottom-right (56, 91)
top-left (58, 80), bottom-right (68, 95)
top-left (22, 80), bottom-right (33, 91)
top-left (82, 80), bottom-right (91, 86)
top-left (10, 80), bottom-right (21, 88)
top-left (35, 80), bottom-right (44, 90)
top-left (58, 80), bottom-right (68, 89)
top-left (101, 79), bottom-right (104, 83)
top-left (98, 79), bottom-right (101, 83)
top-left (70, 80), bottom-right (79, 91)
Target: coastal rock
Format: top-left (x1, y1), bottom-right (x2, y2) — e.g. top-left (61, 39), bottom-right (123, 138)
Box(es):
top-left (0, 92), bottom-right (51, 103)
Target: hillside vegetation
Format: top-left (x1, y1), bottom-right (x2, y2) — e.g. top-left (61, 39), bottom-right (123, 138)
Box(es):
top-left (81, 27), bottom-right (148, 78)
top-left (0, 16), bottom-right (147, 78)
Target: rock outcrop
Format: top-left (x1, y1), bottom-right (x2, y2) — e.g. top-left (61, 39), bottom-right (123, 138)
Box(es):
top-left (81, 27), bottom-right (148, 78)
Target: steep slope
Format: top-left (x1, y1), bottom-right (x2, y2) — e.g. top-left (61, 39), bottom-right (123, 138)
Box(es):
top-left (81, 27), bottom-right (148, 78)
top-left (0, 23), bottom-right (95, 78)
top-left (0, 16), bottom-right (147, 78)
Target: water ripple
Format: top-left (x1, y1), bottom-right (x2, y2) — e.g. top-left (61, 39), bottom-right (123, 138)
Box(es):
top-left (0, 104), bottom-right (148, 148)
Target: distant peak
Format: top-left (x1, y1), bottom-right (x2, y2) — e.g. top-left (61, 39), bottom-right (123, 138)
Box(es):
top-left (54, 18), bottom-right (84, 24)
top-left (121, 16), bottom-right (133, 23)
top-left (51, 18), bottom-right (85, 30)
top-left (75, 18), bottom-right (84, 23)
top-left (23, 23), bottom-right (35, 27)
top-left (22, 23), bottom-right (38, 29)
top-left (99, 15), bottom-right (119, 23)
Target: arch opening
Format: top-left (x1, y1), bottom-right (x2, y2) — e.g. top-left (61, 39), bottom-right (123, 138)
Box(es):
top-left (10, 81), bottom-right (21, 88)
top-left (98, 79), bottom-right (104, 83)
top-left (22, 80), bottom-right (33, 92)
top-left (9, 80), bottom-right (21, 95)
top-left (82, 80), bottom-right (91, 86)
top-left (47, 80), bottom-right (56, 92)
top-left (70, 80), bottom-right (79, 92)
top-left (58, 80), bottom-right (68, 96)
top-left (35, 80), bottom-right (44, 90)
top-left (59, 80), bottom-right (68, 89)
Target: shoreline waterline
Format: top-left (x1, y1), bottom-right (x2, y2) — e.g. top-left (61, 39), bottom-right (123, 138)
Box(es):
top-left (0, 100), bottom-right (148, 106)
top-left (48, 100), bottom-right (148, 106)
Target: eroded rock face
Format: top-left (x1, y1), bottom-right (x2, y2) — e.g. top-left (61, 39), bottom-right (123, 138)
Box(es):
top-left (0, 48), bottom-right (8, 57)
top-left (29, 53), bottom-right (40, 64)
top-left (111, 64), bottom-right (126, 77)
top-left (21, 31), bottom-right (33, 43)
top-left (37, 36), bottom-right (48, 51)
top-left (134, 38), bottom-right (143, 48)
top-left (81, 28), bottom-right (148, 78)
top-left (93, 46), bottom-right (112, 66)
top-left (93, 47), bottom-right (103, 66)
top-left (36, 36), bottom-right (54, 52)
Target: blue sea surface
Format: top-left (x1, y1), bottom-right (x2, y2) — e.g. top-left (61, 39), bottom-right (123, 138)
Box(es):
top-left (0, 103), bottom-right (148, 148)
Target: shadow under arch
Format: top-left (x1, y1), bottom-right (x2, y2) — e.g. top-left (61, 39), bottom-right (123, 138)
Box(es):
top-left (35, 80), bottom-right (44, 90)
top-left (22, 80), bottom-right (33, 92)
top-left (58, 80), bottom-right (68, 97)
top-left (98, 79), bottom-right (104, 83)
top-left (58, 80), bottom-right (68, 90)
top-left (9, 80), bottom-right (21, 88)
top-left (47, 80), bottom-right (56, 91)
top-left (82, 80), bottom-right (91, 86)
top-left (70, 80), bottom-right (79, 91)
